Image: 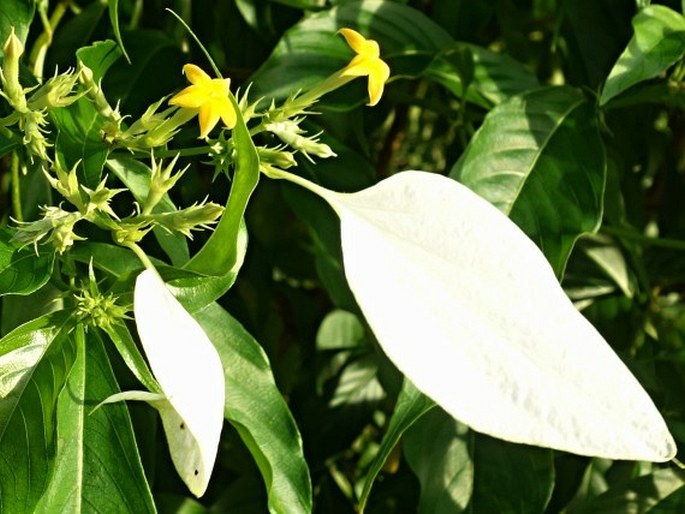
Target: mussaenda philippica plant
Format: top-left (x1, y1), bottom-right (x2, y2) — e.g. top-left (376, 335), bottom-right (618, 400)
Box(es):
top-left (0, 6), bottom-right (683, 513)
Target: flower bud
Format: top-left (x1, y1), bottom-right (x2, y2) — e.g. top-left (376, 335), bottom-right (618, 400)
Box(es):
top-left (28, 69), bottom-right (81, 110)
top-left (265, 120), bottom-right (337, 160)
top-left (1, 28), bottom-right (25, 108)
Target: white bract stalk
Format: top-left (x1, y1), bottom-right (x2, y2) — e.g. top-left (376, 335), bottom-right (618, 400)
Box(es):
top-left (270, 168), bottom-right (676, 462)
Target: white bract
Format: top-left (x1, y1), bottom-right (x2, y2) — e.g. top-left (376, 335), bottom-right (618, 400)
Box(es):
top-left (291, 170), bottom-right (676, 461)
top-left (133, 268), bottom-right (225, 496)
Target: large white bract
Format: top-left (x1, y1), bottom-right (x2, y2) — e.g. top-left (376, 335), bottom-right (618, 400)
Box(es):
top-left (314, 170), bottom-right (675, 461)
top-left (134, 268), bottom-right (225, 496)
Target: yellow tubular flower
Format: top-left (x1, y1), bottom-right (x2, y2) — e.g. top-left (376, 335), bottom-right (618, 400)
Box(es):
top-left (338, 28), bottom-right (390, 106)
top-left (169, 64), bottom-right (237, 138)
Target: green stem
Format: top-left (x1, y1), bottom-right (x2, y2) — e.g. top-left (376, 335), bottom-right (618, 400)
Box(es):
top-left (126, 242), bottom-right (155, 270)
top-left (30, 1), bottom-right (68, 79)
top-left (263, 167), bottom-right (337, 207)
top-left (602, 226), bottom-right (685, 251)
top-left (11, 152), bottom-right (22, 222)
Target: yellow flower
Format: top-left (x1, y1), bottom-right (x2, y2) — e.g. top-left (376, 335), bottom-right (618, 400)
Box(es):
top-left (338, 28), bottom-right (390, 106)
top-left (169, 64), bottom-right (237, 138)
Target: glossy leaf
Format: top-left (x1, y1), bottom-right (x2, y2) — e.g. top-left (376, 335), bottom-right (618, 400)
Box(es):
top-left (186, 91), bottom-right (259, 277)
top-left (0, 0), bottom-right (34, 44)
top-left (358, 380), bottom-right (435, 511)
top-left (295, 169), bottom-right (675, 462)
top-left (51, 97), bottom-right (109, 189)
top-left (249, 0), bottom-right (452, 102)
top-left (107, 0), bottom-right (131, 64)
top-left (426, 43), bottom-right (540, 107)
top-left (451, 86), bottom-right (605, 276)
top-left (469, 435), bottom-right (555, 513)
top-left (133, 268), bottom-right (225, 497)
top-left (600, 5), bottom-right (685, 106)
top-left (76, 39), bottom-right (122, 82)
top-left (572, 468), bottom-right (685, 514)
top-left (0, 312), bottom-right (75, 513)
top-left (195, 302), bottom-right (312, 514)
top-left (0, 227), bottom-right (54, 296)
top-left (33, 327), bottom-right (155, 513)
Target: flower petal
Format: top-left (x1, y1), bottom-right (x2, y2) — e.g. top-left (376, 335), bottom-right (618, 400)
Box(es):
top-left (169, 84), bottom-right (206, 108)
top-left (198, 101), bottom-right (222, 138)
top-left (183, 63), bottom-right (212, 85)
top-left (217, 97), bottom-right (237, 129)
top-left (367, 60), bottom-right (390, 106)
top-left (134, 268), bottom-right (225, 497)
top-left (338, 28), bottom-right (368, 55)
top-left (317, 171), bottom-right (676, 462)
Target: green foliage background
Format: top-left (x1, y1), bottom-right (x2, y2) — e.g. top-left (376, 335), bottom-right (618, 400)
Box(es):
top-left (1, 0), bottom-right (685, 513)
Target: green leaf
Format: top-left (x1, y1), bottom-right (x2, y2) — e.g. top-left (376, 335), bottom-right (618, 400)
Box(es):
top-left (403, 409), bottom-right (473, 514)
top-left (102, 30), bottom-right (183, 116)
top-left (600, 5), bottom-right (685, 106)
top-left (469, 435), bottom-right (555, 513)
top-left (0, 0), bottom-right (34, 45)
top-left (51, 97), bottom-right (110, 188)
top-left (102, 321), bottom-right (159, 393)
top-left (107, 0), bottom-right (131, 64)
top-left (33, 327), bottom-right (156, 513)
top-left (358, 380), bottom-right (435, 512)
top-left (186, 91), bottom-right (259, 277)
top-left (316, 309), bottom-right (366, 350)
top-left (425, 43), bottom-right (540, 107)
top-left (76, 39), bottom-right (122, 82)
top-left (106, 156), bottom-right (190, 266)
top-left (195, 302), bottom-right (312, 514)
top-left (250, 0), bottom-right (452, 103)
top-left (572, 468), bottom-right (685, 513)
top-left (451, 86), bottom-right (606, 276)
top-left (0, 312), bottom-right (75, 513)
top-left (0, 227), bottom-right (54, 296)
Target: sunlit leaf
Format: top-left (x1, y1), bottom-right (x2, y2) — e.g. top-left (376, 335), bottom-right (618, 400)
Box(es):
top-left (33, 326), bottom-right (155, 513)
top-left (196, 302), bottom-right (313, 514)
top-left (404, 408), bottom-right (472, 514)
top-left (0, 227), bottom-right (54, 296)
top-left (0, 312), bottom-right (75, 513)
top-left (451, 86), bottom-right (605, 276)
top-left (600, 5), bottom-right (685, 105)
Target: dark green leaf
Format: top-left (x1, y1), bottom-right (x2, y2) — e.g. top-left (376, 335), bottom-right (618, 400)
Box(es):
top-left (0, 0), bottom-right (34, 45)
top-left (195, 302), bottom-right (312, 514)
top-left (426, 43), bottom-right (540, 107)
top-left (0, 312), bottom-right (75, 513)
top-left (250, 0), bottom-right (453, 103)
top-left (186, 92), bottom-right (259, 277)
top-left (358, 380), bottom-right (435, 512)
top-left (102, 30), bottom-right (184, 116)
top-left (573, 468), bottom-right (685, 514)
top-left (600, 5), bottom-right (685, 106)
top-left (451, 86), bottom-right (606, 276)
top-left (108, 0), bottom-right (131, 64)
top-left (0, 227), bottom-right (54, 296)
top-left (33, 326), bottom-right (156, 513)
top-left (76, 39), bottom-right (122, 82)
top-left (51, 97), bottom-right (109, 188)
top-left (102, 322), bottom-right (159, 393)
top-left (404, 408), bottom-right (473, 514)
top-left (469, 435), bottom-right (555, 514)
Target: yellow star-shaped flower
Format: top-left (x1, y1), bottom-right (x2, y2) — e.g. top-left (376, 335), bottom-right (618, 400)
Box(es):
top-left (169, 64), bottom-right (237, 138)
top-left (338, 28), bottom-right (390, 107)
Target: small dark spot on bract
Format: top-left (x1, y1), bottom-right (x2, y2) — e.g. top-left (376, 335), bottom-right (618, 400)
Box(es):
top-left (180, 423), bottom-right (185, 429)
top-left (194, 469), bottom-right (199, 476)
